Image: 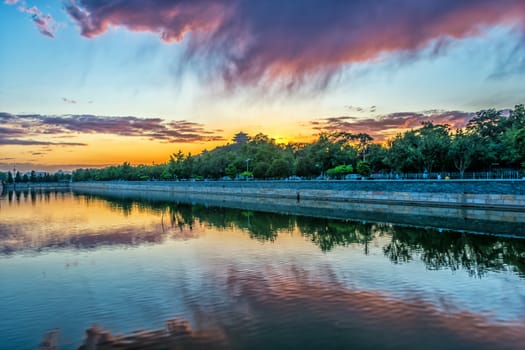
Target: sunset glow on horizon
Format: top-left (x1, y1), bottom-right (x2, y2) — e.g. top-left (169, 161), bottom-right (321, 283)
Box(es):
top-left (1, 0), bottom-right (524, 171)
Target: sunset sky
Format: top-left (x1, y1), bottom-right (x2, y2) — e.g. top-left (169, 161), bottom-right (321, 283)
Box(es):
top-left (1, 0), bottom-right (525, 171)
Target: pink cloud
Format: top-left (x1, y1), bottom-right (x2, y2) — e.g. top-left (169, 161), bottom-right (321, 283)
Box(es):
top-left (4, 0), bottom-right (56, 38)
top-left (0, 112), bottom-right (225, 144)
top-left (65, 0), bottom-right (226, 41)
top-left (312, 111), bottom-right (474, 141)
top-left (64, 0), bottom-right (525, 88)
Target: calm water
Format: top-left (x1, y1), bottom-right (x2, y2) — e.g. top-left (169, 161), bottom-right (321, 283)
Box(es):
top-left (1, 190), bottom-right (524, 350)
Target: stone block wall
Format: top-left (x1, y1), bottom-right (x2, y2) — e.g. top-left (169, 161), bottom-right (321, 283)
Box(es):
top-left (71, 180), bottom-right (525, 210)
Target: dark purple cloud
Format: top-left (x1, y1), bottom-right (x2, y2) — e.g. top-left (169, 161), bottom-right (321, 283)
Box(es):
top-left (0, 137), bottom-right (86, 146)
top-left (312, 111), bottom-right (474, 141)
top-left (0, 126), bottom-right (25, 135)
top-left (64, 0), bottom-right (525, 88)
top-left (0, 112), bottom-right (224, 144)
top-left (0, 161), bottom-right (107, 173)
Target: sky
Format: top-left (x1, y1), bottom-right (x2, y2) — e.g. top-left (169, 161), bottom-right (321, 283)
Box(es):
top-left (1, 0), bottom-right (525, 172)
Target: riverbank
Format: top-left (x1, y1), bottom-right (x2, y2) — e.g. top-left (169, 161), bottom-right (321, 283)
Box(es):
top-left (72, 188), bottom-right (525, 237)
top-left (68, 180), bottom-right (525, 236)
top-left (71, 179), bottom-right (525, 210)
top-left (3, 182), bottom-right (70, 191)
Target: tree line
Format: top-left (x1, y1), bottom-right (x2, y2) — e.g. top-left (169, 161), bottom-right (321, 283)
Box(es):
top-left (71, 104), bottom-right (525, 181)
top-left (0, 170), bottom-right (71, 184)
top-left (3, 105), bottom-right (523, 183)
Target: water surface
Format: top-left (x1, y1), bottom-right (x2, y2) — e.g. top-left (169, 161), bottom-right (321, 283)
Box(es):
top-left (1, 190), bottom-right (524, 349)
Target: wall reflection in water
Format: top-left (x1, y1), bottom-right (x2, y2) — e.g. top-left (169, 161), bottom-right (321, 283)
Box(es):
top-left (1, 190), bottom-right (524, 349)
top-left (1, 190), bottom-right (524, 278)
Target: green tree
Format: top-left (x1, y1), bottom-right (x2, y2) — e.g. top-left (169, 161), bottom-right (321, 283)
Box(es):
top-left (466, 109), bottom-right (503, 168)
top-left (168, 150), bottom-right (187, 179)
top-left (449, 130), bottom-right (480, 178)
top-left (498, 105), bottom-right (525, 167)
top-left (354, 133), bottom-right (373, 162)
top-left (387, 131), bottom-right (422, 173)
top-left (356, 161), bottom-right (371, 177)
top-left (501, 104), bottom-right (525, 130)
top-left (295, 153), bottom-right (317, 178)
top-left (515, 127), bottom-right (525, 166)
top-left (326, 164), bottom-right (353, 179)
top-left (466, 109), bottom-right (504, 139)
top-left (225, 163), bottom-right (238, 179)
top-left (120, 162), bottom-right (133, 180)
top-left (240, 171), bottom-right (253, 179)
top-left (366, 144), bottom-right (389, 173)
top-left (308, 133), bottom-right (358, 175)
top-left (267, 158), bottom-right (291, 179)
top-left (417, 122), bottom-right (451, 173)
top-left (499, 127), bottom-right (523, 167)
top-left (253, 161), bottom-right (271, 179)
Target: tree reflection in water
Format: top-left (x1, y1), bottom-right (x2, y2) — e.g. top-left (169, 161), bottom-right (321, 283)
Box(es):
top-left (40, 320), bottom-right (228, 350)
top-left (297, 218), bottom-right (377, 254)
top-left (80, 193), bottom-right (525, 278)
top-left (385, 228), bottom-right (525, 278)
top-left (2, 190), bottom-right (523, 278)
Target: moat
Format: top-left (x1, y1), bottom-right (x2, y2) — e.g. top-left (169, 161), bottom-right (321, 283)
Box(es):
top-left (1, 189), bottom-right (524, 349)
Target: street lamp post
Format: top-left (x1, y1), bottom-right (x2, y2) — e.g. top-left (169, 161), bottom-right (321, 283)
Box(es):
top-left (245, 158), bottom-right (251, 172)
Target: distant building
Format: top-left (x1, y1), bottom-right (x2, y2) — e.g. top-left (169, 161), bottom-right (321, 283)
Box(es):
top-left (233, 132), bottom-right (249, 145)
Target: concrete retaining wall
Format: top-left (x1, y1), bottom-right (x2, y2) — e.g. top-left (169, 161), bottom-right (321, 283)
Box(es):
top-left (71, 180), bottom-right (525, 210)
top-left (72, 186), bottom-right (525, 237)
top-left (3, 182), bottom-right (70, 191)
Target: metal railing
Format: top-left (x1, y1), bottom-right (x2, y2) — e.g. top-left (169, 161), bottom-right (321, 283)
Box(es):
top-left (373, 170), bottom-right (525, 180)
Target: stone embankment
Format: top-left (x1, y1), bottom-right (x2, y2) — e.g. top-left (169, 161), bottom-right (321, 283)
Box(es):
top-left (3, 182), bottom-right (70, 191)
top-left (71, 179), bottom-right (525, 210)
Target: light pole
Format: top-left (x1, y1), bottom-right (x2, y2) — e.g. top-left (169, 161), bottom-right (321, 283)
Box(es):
top-left (245, 158), bottom-right (251, 172)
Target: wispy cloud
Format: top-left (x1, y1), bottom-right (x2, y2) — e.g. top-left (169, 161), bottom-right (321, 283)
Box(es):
top-left (344, 105), bottom-right (377, 114)
top-left (0, 161), bottom-right (108, 172)
top-left (312, 111), bottom-right (474, 141)
top-left (0, 126), bottom-right (25, 135)
top-left (0, 137), bottom-right (86, 146)
top-left (64, 0), bottom-right (525, 89)
top-left (489, 38), bottom-right (525, 79)
top-left (0, 112), bottom-right (224, 144)
top-left (62, 97), bottom-right (77, 104)
top-left (4, 0), bottom-right (56, 38)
